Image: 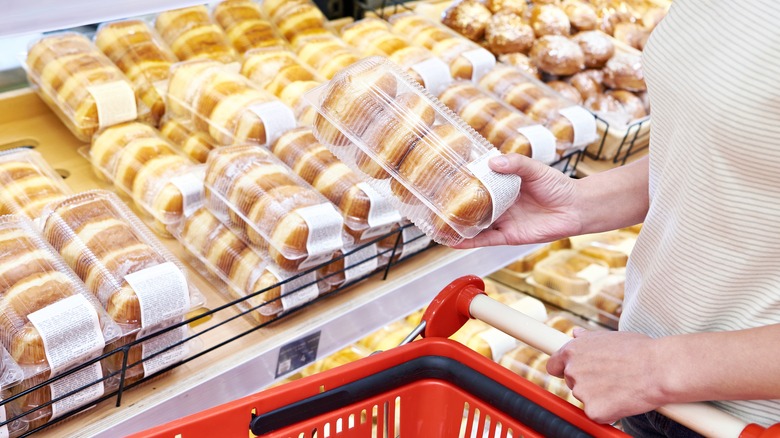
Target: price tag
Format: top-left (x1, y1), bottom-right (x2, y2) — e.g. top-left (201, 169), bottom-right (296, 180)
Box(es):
top-left (275, 331), bottom-right (320, 378)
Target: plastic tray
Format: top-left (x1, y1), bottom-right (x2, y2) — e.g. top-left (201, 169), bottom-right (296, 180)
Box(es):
top-left (154, 5), bottom-right (237, 63)
top-left (159, 117), bottom-right (216, 164)
top-left (169, 207), bottom-right (321, 324)
top-left (212, 0), bottom-right (287, 54)
top-left (306, 56), bottom-right (521, 246)
top-left (294, 33), bottom-right (363, 80)
top-left (166, 59), bottom-right (296, 146)
top-left (271, 127), bottom-right (402, 243)
top-left (203, 145), bottom-right (345, 271)
top-left (24, 33), bottom-right (139, 142)
top-left (94, 20), bottom-right (177, 126)
top-left (0, 148), bottom-right (72, 221)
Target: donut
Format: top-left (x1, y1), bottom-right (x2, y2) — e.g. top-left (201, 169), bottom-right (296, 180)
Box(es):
top-left (530, 35), bottom-right (585, 76)
top-left (547, 80), bottom-right (583, 104)
top-left (442, 0), bottom-right (492, 41)
top-left (486, 11), bottom-right (536, 55)
top-left (613, 22), bottom-right (648, 51)
top-left (602, 52), bottom-right (646, 92)
top-left (606, 90), bottom-right (647, 119)
top-left (485, 0), bottom-right (526, 15)
top-left (498, 53), bottom-right (541, 79)
top-left (530, 5), bottom-right (571, 37)
top-left (562, 0), bottom-right (598, 31)
top-left (572, 31), bottom-right (615, 69)
top-left (567, 70), bottom-right (604, 101)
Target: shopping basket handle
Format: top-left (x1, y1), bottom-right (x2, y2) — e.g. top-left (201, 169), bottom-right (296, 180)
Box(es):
top-left (421, 275), bottom-right (769, 438)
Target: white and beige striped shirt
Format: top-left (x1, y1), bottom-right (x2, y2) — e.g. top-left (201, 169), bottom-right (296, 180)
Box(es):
top-left (620, 0), bottom-right (780, 426)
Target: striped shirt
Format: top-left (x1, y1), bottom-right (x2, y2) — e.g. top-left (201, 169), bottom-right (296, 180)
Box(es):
top-left (620, 0), bottom-right (780, 426)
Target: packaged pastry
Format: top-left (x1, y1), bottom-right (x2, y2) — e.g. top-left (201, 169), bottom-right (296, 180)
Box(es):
top-left (497, 53), bottom-right (541, 79)
top-left (307, 57), bottom-right (521, 246)
top-left (294, 34), bottom-right (362, 80)
top-left (0, 348), bottom-right (26, 437)
top-left (376, 221), bottom-right (433, 265)
top-left (485, 11), bottom-right (536, 56)
top-left (25, 33), bottom-right (139, 142)
top-left (169, 207), bottom-right (320, 324)
top-left (204, 145), bottom-right (345, 271)
top-left (155, 6), bottom-right (237, 63)
top-left (265, 0), bottom-right (329, 45)
top-left (94, 20), bottom-right (177, 126)
top-left (159, 118), bottom-right (216, 163)
top-left (572, 230), bottom-right (636, 269)
top-left (499, 344), bottom-right (581, 406)
top-left (387, 46), bottom-right (454, 96)
top-left (0, 215), bottom-right (122, 426)
top-left (438, 81), bottom-right (559, 163)
top-left (41, 190), bottom-right (204, 380)
top-left (547, 81), bottom-right (583, 105)
top-left (0, 149), bottom-right (72, 221)
top-left (441, 0), bottom-right (492, 42)
top-left (241, 48), bottom-right (323, 125)
top-left (530, 4), bottom-right (571, 37)
top-left (479, 64), bottom-right (597, 151)
top-left (530, 35), bottom-right (585, 76)
top-left (167, 59), bottom-right (296, 146)
top-left (300, 344), bottom-right (370, 378)
top-left (499, 238), bottom-right (572, 275)
top-left (341, 18), bottom-right (410, 58)
top-left (271, 127), bottom-right (402, 243)
top-left (213, 0), bottom-right (287, 54)
top-left (317, 243), bottom-right (379, 290)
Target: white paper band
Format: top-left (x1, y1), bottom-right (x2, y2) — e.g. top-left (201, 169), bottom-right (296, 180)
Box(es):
top-left (357, 182), bottom-right (402, 229)
top-left (28, 294), bottom-right (105, 375)
top-left (410, 57), bottom-right (453, 96)
top-left (269, 266), bottom-right (320, 313)
top-left (86, 81), bottom-right (138, 129)
top-left (466, 149), bottom-right (522, 223)
top-left (558, 105), bottom-right (598, 148)
top-left (461, 49), bottom-right (496, 82)
top-left (248, 101), bottom-right (297, 146)
top-left (297, 203), bottom-right (344, 264)
top-left (518, 125), bottom-right (558, 164)
top-left (125, 261), bottom-right (191, 328)
top-left (49, 362), bottom-right (104, 420)
top-left (343, 244), bottom-right (378, 283)
top-left (170, 167), bottom-right (206, 217)
top-left (138, 323), bottom-right (188, 376)
top-left (400, 225), bottom-right (431, 259)
top-left (0, 404), bottom-right (6, 438)
top-left (477, 327), bottom-right (519, 362)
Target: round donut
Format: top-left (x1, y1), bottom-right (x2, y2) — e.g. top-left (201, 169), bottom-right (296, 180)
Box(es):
top-left (573, 31), bottom-right (615, 69)
top-left (442, 0), bottom-right (492, 41)
top-left (486, 11), bottom-right (536, 55)
top-left (530, 35), bottom-right (585, 76)
top-left (530, 5), bottom-right (571, 37)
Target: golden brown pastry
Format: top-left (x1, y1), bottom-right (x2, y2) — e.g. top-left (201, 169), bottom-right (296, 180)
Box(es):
top-left (159, 118), bottom-right (216, 163)
top-left (547, 80), bottom-right (582, 104)
top-left (213, 0), bottom-right (286, 53)
top-left (613, 22), bottom-right (648, 51)
top-left (533, 250), bottom-right (609, 298)
top-left (584, 93), bottom-right (628, 117)
top-left (442, 0), bottom-right (492, 42)
top-left (606, 89), bottom-right (647, 119)
top-left (485, 0), bottom-right (526, 15)
top-left (572, 30), bottom-right (615, 69)
top-left (431, 38), bottom-right (487, 81)
top-left (274, 3), bottom-right (328, 42)
top-left (567, 70), bottom-right (604, 101)
top-left (485, 11), bottom-right (536, 55)
top-left (0, 151), bottom-right (70, 219)
top-left (479, 65), bottom-right (547, 112)
top-left (506, 245), bottom-right (551, 273)
top-left (156, 6), bottom-right (237, 63)
top-left (562, 0), bottom-right (599, 31)
top-left (530, 5), bottom-right (571, 37)
top-left (530, 35), bottom-right (585, 76)
top-left (602, 52), bottom-right (646, 91)
top-left (498, 53), bottom-right (541, 79)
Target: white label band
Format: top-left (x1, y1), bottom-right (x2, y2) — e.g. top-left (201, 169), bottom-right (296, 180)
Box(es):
top-left (409, 57), bottom-right (453, 96)
top-left (170, 167), bottom-right (206, 217)
top-left (86, 81), bottom-right (138, 129)
top-left (343, 244), bottom-right (378, 283)
top-left (49, 362), bottom-right (104, 420)
top-left (138, 323), bottom-right (189, 376)
top-left (558, 105), bottom-right (598, 148)
top-left (518, 124), bottom-right (557, 164)
top-left (125, 261), bottom-right (191, 328)
top-left (274, 267), bottom-right (319, 313)
top-left (27, 294), bottom-right (105, 375)
top-left (477, 327), bottom-right (519, 362)
top-left (296, 203), bottom-right (344, 259)
top-left (400, 225), bottom-right (431, 259)
top-left (461, 49), bottom-right (496, 82)
top-left (248, 101), bottom-right (297, 146)
top-left (466, 149), bottom-right (522, 223)
top-left (357, 182), bottom-right (402, 229)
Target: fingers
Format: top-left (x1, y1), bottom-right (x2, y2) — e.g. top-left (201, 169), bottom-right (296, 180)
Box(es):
top-left (489, 153), bottom-right (556, 183)
top-left (450, 228), bottom-right (509, 249)
top-left (546, 343), bottom-right (568, 378)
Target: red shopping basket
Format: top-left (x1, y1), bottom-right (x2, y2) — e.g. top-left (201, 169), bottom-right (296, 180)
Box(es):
top-left (134, 276), bottom-right (779, 438)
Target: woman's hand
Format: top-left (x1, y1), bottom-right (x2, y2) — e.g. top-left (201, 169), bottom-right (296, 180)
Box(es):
top-left (453, 154), bottom-right (584, 248)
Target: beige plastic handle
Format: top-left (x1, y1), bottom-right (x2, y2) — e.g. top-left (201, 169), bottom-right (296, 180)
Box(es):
top-left (468, 294), bottom-right (748, 438)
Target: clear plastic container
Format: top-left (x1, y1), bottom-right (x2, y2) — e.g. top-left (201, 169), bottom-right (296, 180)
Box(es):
top-left (94, 20), bottom-right (177, 126)
top-left (306, 56), bottom-right (521, 246)
top-left (169, 207), bottom-right (321, 324)
top-left (241, 48), bottom-right (323, 126)
top-left (341, 18), bottom-right (411, 58)
top-left (271, 127), bottom-right (402, 243)
top-left (262, 0), bottom-right (329, 45)
top-left (498, 238), bottom-right (572, 276)
top-left (0, 349), bottom-right (28, 438)
top-left (294, 33), bottom-right (363, 80)
top-left (438, 81), bottom-right (562, 163)
top-left (159, 117), bottom-right (216, 164)
top-left (204, 145), bottom-right (345, 271)
top-left (155, 6), bottom-right (237, 63)
top-left (212, 0), bottom-right (287, 54)
top-left (0, 148), bottom-right (72, 221)
top-left (166, 59), bottom-right (296, 146)
top-left (24, 33), bottom-right (139, 142)
top-left (317, 243), bottom-right (379, 290)
top-left (376, 221), bottom-right (432, 265)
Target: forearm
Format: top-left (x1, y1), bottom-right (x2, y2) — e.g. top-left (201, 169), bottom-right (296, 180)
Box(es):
top-left (574, 156), bottom-right (649, 234)
top-left (655, 324), bottom-right (780, 404)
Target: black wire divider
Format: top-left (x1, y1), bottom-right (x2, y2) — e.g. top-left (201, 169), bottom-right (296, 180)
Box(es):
top-left (588, 115), bottom-right (651, 166)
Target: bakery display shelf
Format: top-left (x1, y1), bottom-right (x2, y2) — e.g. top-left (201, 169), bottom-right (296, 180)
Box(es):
top-left (588, 114), bottom-right (650, 164)
top-left (0, 87), bottom-right (538, 437)
top-left (575, 145), bottom-right (648, 177)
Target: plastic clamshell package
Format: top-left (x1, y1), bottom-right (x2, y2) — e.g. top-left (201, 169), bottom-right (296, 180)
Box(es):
top-left (166, 59), bottom-right (297, 147)
top-left (204, 145), bottom-right (345, 271)
top-left (24, 33), bottom-right (140, 142)
top-left (341, 18), bottom-right (412, 58)
top-left (0, 349), bottom-right (28, 438)
top-left (0, 148), bottom-right (73, 221)
top-left (94, 20), bottom-right (178, 126)
top-left (306, 56), bottom-right (521, 246)
top-left (317, 242), bottom-right (380, 290)
top-left (261, 0), bottom-right (330, 45)
top-left (270, 127), bottom-right (402, 242)
top-left (293, 33), bottom-right (363, 80)
top-left (155, 5), bottom-right (237, 63)
top-left (168, 207), bottom-right (321, 324)
top-left (212, 0), bottom-right (288, 54)
top-left (159, 117), bottom-right (217, 164)
top-left (376, 221), bottom-right (433, 266)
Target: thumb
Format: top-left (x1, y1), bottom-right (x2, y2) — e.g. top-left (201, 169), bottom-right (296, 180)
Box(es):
top-left (489, 153), bottom-right (554, 183)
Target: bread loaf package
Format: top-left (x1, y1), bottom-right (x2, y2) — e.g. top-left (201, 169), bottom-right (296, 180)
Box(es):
top-left (294, 33), bottom-right (362, 80)
top-left (155, 6), bottom-right (237, 63)
top-left (169, 207), bottom-right (321, 324)
top-left (167, 59), bottom-right (296, 146)
top-left (159, 117), bottom-right (217, 163)
top-left (40, 190), bottom-right (204, 381)
top-left (213, 0), bottom-right (287, 54)
top-left (306, 56), bottom-right (521, 246)
top-left (0, 149), bottom-right (72, 221)
top-left (271, 128), bottom-right (402, 244)
top-left (0, 215), bottom-right (121, 426)
top-left (25, 33), bottom-right (139, 141)
top-left (204, 145), bottom-right (345, 271)
top-left (94, 20), bottom-right (177, 126)
top-left (241, 48), bottom-right (323, 125)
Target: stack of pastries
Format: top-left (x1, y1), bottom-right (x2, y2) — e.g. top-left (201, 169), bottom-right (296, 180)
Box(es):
top-left (294, 33), bottom-right (362, 80)
top-left (26, 33), bottom-right (138, 141)
top-left (204, 145), bottom-right (344, 271)
top-left (261, 0), bottom-right (330, 45)
top-left (94, 20), bottom-right (177, 126)
top-left (159, 118), bottom-right (216, 164)
top-left (0, 149), bottom-right (71, 220)
top-left (155, 6), bottom-right (237, 63)
top-left (213, 0), bottom-right (287, 54)
top-left (341, 18), bottom-right (411, 58)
